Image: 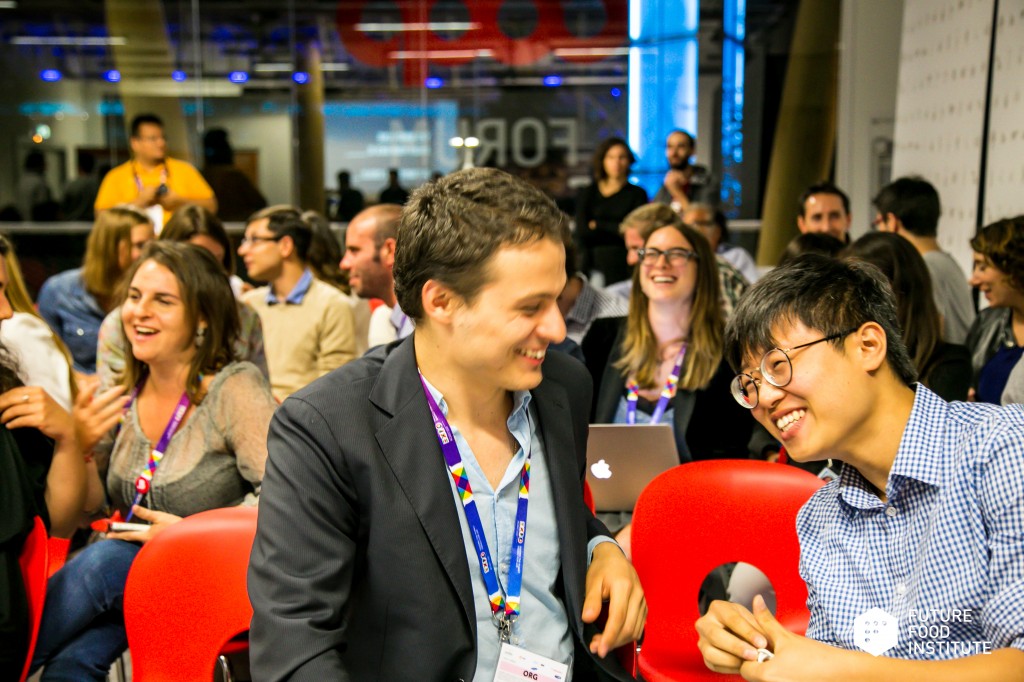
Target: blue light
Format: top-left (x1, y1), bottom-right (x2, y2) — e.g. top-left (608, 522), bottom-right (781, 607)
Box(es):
top-left (228, 71), bottom-right (249, 84)
top-left (293, 71), bottom-right (309, 84)
top-left (424, 77), bottom-right (443, 89)
top-left (543, 75), bottom-right (562, 87)
top-left (610, 87), bottom-right (622, 98)
top-left (103, 69), bottom-right (121, 83)
top-left (40, 69), bottom-right (61, 82)
top-left (172, 70), bottom-right (187, 82)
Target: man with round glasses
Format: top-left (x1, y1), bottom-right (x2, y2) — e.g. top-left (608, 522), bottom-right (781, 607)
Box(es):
top-left (697, 255), bottom-right (1024, 679)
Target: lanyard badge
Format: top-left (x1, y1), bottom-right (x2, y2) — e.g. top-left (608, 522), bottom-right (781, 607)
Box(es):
top-left (626, 343), bottom-right (687, 425)
top-left (419, 374), bottom-right (530, 642)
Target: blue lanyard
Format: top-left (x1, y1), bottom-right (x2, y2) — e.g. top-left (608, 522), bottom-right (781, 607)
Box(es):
top-left (625, 343), bottom-right (687, 425)
top-left (419, 374), bottom-right (530, 643)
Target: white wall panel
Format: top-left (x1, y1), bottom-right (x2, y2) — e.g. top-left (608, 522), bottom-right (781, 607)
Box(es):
top-left (982, 0), bottom-right (1024, 225)
top-left (892, 0), bottom-right (994, 272)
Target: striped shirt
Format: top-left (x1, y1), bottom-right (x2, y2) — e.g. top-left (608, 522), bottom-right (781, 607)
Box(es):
top-left (798, 385), bottom-right (1024, 658)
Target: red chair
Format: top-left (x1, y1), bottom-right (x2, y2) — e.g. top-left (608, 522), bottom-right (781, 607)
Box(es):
top-left (46, 536), bottom-right (70, 577)
top-left (123, 506), bottom-right (258, 682)
top-left (18, 516), bottom-right (48, 682)
top-left (631, 461), bottom-right (825, 681)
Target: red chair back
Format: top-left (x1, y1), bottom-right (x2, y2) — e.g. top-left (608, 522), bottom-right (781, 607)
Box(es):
top-left (18, 516), bottom-right (48, 682)
top-left (631, 461), bottom-right (825, 681)
top-left (123, 506), bottom-right (258, 682)
top-left (46, 536), bottom-right (70, 578)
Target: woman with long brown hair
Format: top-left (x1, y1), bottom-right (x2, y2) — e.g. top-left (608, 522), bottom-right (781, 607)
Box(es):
top-left (30, 242), bottom-right (275, 680)
top-left (37, 207), bottom-right (154, 374)
top-left (595, 220), bottom-right (752, 461)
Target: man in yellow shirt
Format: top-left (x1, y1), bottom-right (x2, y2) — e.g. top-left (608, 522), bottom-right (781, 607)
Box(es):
top-left (94, 113), bottom-right (217, 227)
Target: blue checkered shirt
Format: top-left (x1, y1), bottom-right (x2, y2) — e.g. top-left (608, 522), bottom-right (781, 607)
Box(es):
top-left (797, 385), bottom-right (1024, 658)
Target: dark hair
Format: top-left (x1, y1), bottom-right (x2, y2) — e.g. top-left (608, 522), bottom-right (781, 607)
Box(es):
top-left (970, 216), bottom-right (1024, 292)
top-left (160, 204), bottom-right (233, 275)
top-left (685, 202), bottom-right (730, 243)
top-left (592, 137), bottom-right (635, 181)
top-left (724, 254), bottom-right (917, 387)
top-left (301, 209), bottom-right (348, 291)
top-left (667, 129), bottom-right (695, 147)
top-left (394, 167), bottom-right (567, 322)
top-left (872, 176), bottom-right (940, 237)
top-left (77, 152), bottom-right (96, 174)
top-left (118, 241), bottom-right (239, 402)
top-left (203, 128), bottom-right (234, 165)
top-left (778, 233), bottom-right (846, 266)
top-left (844, 232), bottom-right (941, 382)
top-left (799, 182), bottom-right (850, 217)
top-left (247, 205), bottom-right (313, 262)
top-left (0, 235), bottom-right (23, 392)
top-left (130, 113), bottom-right (164, 138)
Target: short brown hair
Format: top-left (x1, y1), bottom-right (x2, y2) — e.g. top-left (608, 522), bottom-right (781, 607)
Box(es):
top-left (394, 168), bottom-right (567, 322)
top-left (118, 241), bottom-right (239, 402)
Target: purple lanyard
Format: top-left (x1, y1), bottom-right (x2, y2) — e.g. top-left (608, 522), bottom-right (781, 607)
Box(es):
top-left (122, 378), bottom-right (192, 521)
top-left (625, 343), bottom-right (688, 425)
top-left (419, 374), bottom-right (530, 643)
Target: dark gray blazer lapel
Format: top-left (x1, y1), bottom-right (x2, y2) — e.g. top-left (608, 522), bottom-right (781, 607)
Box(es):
top-left (368, 339), bottom-right (477, 638)
top-left (530, 373), bottom-right (590, 637)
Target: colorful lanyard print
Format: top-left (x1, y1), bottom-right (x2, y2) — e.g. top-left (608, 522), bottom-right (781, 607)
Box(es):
top-left (419, 374), bottom-right (530, 643)
top-left (132, 161), bottom-right (168, 193)
top-left (625, 343), bottom-right (688, 425)
top-left (122, 377), bottom-right (192, 521)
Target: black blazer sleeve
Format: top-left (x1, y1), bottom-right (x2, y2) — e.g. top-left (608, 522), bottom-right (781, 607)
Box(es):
top-left (249, 396), bottom-right (358, 681)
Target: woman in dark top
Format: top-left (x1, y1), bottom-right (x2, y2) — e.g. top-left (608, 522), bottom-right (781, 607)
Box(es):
top-left (595, 220), bottom-right (752, 461)
top-left (575, 137), bottom-right (648, 285)
top-left (845, 232), bottom-right (971, 401)
top-left (965, 217), bottom-right (1024, 404)
top-left (0, 234), bottom-right (87, 675)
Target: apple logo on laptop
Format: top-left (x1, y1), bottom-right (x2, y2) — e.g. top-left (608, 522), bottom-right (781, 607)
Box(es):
top-left (591, 459), bottom-right (612, 479)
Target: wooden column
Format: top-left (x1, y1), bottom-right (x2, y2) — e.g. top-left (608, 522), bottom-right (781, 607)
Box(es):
top-left (756, 0), bottom-right (841, 265)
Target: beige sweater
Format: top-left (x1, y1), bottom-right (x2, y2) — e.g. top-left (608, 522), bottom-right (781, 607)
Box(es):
top-left (243, 279), bottom-right (356, 401)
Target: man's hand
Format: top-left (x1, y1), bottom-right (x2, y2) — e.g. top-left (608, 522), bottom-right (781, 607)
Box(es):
top-left (695, 598), bottom-right (769, 673)
top-left (134, 184), bottom-right (160, 208)
top-left (581, 541), bottom-right (646, 658)
top-left (738, 595), bottom-right (846, 682)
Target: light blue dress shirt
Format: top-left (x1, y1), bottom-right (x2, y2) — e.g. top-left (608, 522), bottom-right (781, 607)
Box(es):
top-left (422, 378), bottom-right (612, 681)
top-left (265, 267), bottom-right (313, 305)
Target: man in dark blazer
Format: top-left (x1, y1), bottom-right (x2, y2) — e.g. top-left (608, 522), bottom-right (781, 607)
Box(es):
top-left (248, 168), bottom-right (645, 681)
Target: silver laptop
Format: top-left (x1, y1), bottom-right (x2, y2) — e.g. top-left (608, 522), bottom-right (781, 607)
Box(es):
top-left (585, 424), bottom-right (679, 512)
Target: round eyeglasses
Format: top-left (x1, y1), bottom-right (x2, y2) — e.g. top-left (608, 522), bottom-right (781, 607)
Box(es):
top-left (729, 328), bottom-right (859, 409)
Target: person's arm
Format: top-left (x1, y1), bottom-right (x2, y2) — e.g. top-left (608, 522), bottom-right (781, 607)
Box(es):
top-left (316, 294), bottom-right (357, 377)
top-left (698, 596), bottom-right (1024, 682)
top-left (248, 396), bottom-right (357, 680)
top-left (158, 188), bottom-right (217, 214)
top-left (0, 386), bottom-right (86, 538)
top-left (216, 364), bottom-right (276, 501)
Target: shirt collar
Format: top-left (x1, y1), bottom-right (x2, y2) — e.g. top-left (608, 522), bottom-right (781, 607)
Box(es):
top-left (836, 384), bottom-right (946, 511)
top-left (390, 303), bottom-right (412, 337)
top-left (266, 268), bottom-right (314, 305)
top-left (420, 373), bottom-right (532, 422)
